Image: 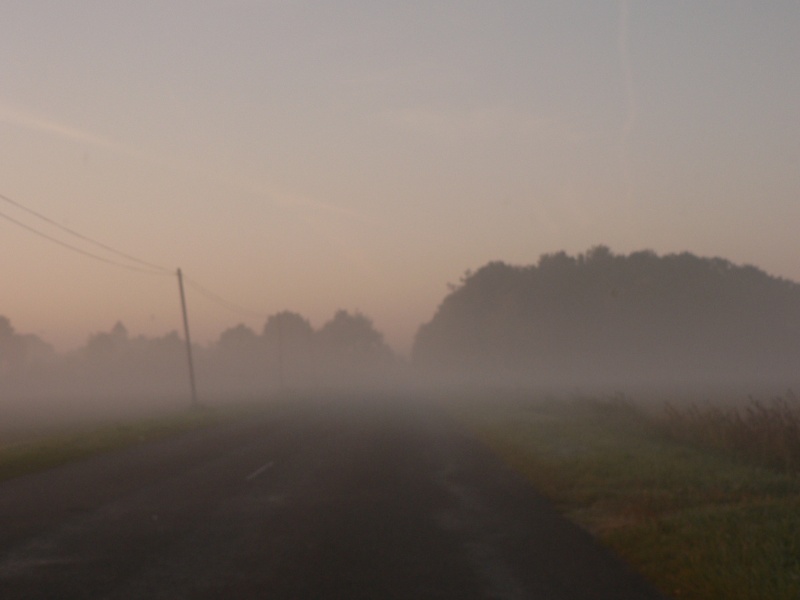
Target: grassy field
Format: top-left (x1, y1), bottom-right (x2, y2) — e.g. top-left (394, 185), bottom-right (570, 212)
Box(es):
top-left (0, 404), bottom-right (235, 483)
top-left (454, 394), bottom-right (800, 600)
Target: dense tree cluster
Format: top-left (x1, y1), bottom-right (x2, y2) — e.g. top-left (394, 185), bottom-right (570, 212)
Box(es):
top-left (413, 247), bottom-right (800, 391)
top-left (5, 246), bottom-right (800, 407)
top-left (205, 309), bottom-right (397, 394)
top-left (0, 316), bottom-right (56, 385)
top-left (0, 309), bottom-right (397, 403)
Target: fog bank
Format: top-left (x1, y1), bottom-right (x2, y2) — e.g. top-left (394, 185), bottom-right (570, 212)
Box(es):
top-left (4, 247), bottom-right (800, 433)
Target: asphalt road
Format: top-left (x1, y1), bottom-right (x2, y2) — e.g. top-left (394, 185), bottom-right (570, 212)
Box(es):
top-left (0, 398), bottom-right (666, 599)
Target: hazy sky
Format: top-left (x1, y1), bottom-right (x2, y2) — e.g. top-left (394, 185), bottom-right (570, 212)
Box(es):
top-left (2, 1), bottom-right (799, 354)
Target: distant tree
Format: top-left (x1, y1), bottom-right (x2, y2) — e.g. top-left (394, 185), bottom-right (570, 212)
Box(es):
top-left (144, 330), bottom-right (184, 354)
top-left (18, 333), bottom-right (56, 364)
top-left (262, 311), bottom-right (316, 390)
top-left (262, 311), bottom-right (314, 345)
top-left (315, 310), bottom-right (395, 388)
top-left (317, 310), bottom-right (386, 355)
top-left (0, 316), bottom-right (24, 375)
top-left (584, 244), bottom-right (614, 264)
top-left (84, 321), bottom-right (129, 361)
top-left (413, 247), bottom-right (800, 391)
top-left (0, 316), bottom-right (14, 339)
top-left (0, 316), bottom-right (55, 392)
top-left (217, 323), bottom-right (260, 353)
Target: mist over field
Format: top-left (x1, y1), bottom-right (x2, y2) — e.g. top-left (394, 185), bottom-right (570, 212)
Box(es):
top-left (2, 6), bottom-right (800, 597)
top-left (0, 308), bottom-right (401, 431)
top-left (3, 247), bottom-right (800, 432)
top-left (2, 2), bottom-right (799, 441)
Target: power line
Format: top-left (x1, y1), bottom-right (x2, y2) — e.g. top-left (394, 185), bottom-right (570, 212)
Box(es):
top-left (185, 277), bottom-right (267, 320)
top-left (0, 192), bottom-right (172, 274)
top-left (0, 208), bottom-right (169, 275)
top-left (2, 190), bottom-right (267, 321)
top-left (1, 190), bottom-right (271, 409)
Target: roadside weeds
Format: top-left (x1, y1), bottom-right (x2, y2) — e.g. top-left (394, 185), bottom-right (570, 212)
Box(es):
top-left (455, 395), bottom-right (800, 600)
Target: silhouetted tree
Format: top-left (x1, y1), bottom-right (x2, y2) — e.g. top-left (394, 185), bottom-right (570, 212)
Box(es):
top-left (0, 316), bottom-right (23, 375)
top-left (318, 310), bottom-right (385, 354)
top-left (413, 247), bottom-right (800, 391)
top-left (217, 323), bottom-right (261, 353)
top-left (263, 311), bottom-right (315, 390)
top-left (0, 316), bottom-right (54, 380)
top-left (84, 321), bottom-right (128, 362)
top-left (316, 310), bottom-right (395, 388)
top-left (263, 311), bottom-right (314, 345)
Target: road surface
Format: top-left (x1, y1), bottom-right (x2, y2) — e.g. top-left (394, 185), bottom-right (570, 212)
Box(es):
top-left (0, 398), bottom-right (666, 599)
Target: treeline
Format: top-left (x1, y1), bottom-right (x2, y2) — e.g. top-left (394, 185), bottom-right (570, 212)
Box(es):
top-left (5, 246), bottom-right (800, 404)
top-left (205, 310), bottom-right (398, 394)
top-left (0, 310), bottom-right (399, 401)
top-left (413, 246), bottom-right (800, 391)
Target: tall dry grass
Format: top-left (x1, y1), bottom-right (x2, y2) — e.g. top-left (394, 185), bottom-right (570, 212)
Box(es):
top-left (658, 392), bottom-right (800, 472)
top-left (460, 394), bottom-right (800, 599)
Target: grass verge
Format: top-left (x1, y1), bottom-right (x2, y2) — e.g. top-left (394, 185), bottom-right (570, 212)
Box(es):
top-left (454, 395), bottom-right (800, 600)
top-left (0, 405), bottom-right (235, 483)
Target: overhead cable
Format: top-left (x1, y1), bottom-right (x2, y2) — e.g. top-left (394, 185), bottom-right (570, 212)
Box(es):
top-left (2, 191), bottom-right (268, 319)
top-left (185, 277), bottom-right (267, 320)
top-left (0, 208), bottom-right (168, 275)
top-left (0, 192), bottom-right (172, 274)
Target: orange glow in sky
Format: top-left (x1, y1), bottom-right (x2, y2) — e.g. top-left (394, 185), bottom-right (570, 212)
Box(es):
top-left (2, 2), bottom-right (799, 354)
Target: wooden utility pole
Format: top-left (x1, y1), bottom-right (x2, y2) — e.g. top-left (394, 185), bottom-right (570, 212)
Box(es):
top-left (277, 317), bottom-right (285, 392)
top-left (176, 268), bottom-right (198, 408)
